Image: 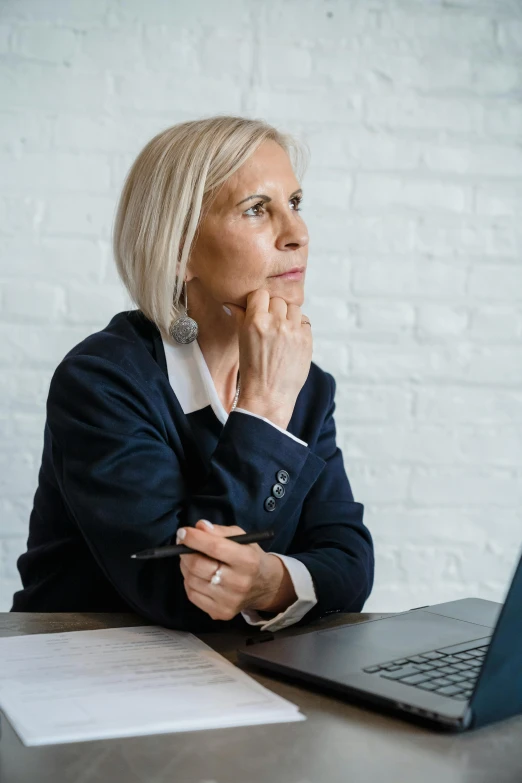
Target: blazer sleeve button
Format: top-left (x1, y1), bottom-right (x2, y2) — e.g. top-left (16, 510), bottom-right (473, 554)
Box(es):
top-left (276, 470), bottom-right (289, 484)
top-left (264, 496), bottom-right (277, 512)
top-left (271, 483), bottom-right (285, 499)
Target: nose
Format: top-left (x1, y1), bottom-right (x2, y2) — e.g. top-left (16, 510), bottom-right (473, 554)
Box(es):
top-left (276, 218), bottom-right (309, 252)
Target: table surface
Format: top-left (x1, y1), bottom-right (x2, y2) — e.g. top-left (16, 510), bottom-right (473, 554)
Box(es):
top-left (1, 612), bottom-right (521, 783)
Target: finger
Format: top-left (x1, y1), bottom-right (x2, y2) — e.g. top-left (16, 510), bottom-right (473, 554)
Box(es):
top-left (184, 567), bottom-right (236, 596)
top-left (183, 582), bottom-right (219, 613)
top-left (180, 556), bottom-right (201, 581)
top-left (239, 288), bottom-right (270, 323)
top-left (180, 552), bottom-right (220, 580)
top-left (222, 301), bottom-right (246, 327)
top-left (268, 296), bottom-right (288, 319)
top-left (179, 526), bottom-right (256, 569)
top-left (195, 521), bottom-right (246, 538)
top-left (184, 555), bottom-right (253, 596)
top-left (195, 519), bottom-right (218, 535)
top-left (286, 302), bottom-right (304, 325)
top-left (183, 579), bottom-right (239, 622)
top-left (245, 288), bottom-right (270, 313)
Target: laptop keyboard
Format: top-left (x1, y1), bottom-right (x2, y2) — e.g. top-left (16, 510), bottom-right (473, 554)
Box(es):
top-left (363, 640), bottom-right (490, 701)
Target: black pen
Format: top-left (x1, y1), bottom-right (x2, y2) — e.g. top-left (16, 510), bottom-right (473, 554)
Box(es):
top-left (130, 529), bottom-right (276, 560)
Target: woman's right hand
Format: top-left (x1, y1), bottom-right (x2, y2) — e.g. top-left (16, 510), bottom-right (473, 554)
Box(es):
top-left (223, 288), bottom-right (312, 430)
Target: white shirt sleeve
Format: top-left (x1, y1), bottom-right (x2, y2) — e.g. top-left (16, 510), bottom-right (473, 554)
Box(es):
top-left (233, 408), bottom-right (308, 447)
top-left (241, 553), bottom-right (318, 633)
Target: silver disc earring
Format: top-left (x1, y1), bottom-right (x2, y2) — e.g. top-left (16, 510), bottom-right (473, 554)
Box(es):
top-left (168, 280), bottom-right (199, 344)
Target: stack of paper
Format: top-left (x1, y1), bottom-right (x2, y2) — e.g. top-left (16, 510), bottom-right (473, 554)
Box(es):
top-left (0, 625), bottom-right (305, 746)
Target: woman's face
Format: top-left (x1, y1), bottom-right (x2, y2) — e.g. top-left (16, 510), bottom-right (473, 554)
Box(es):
top-left (185, 139), bottom-right (309, 310)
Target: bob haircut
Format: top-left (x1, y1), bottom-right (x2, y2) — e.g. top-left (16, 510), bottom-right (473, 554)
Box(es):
top-left (112, 114), bottom-right (310, 339)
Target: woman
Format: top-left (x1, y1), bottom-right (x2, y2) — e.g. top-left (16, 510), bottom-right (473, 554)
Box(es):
top-left (11, 115), bottom-right (374, 633)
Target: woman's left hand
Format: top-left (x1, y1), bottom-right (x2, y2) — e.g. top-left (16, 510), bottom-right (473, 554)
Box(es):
top-left (177, 520), bottom-right (296, 621)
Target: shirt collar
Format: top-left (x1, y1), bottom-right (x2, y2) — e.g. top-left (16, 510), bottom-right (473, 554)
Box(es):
top-left (161, 333), bottom-right (229, 426)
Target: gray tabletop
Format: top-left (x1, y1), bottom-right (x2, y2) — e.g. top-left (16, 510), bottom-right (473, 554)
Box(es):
top-left (1, 612), bottom-right (521, 783)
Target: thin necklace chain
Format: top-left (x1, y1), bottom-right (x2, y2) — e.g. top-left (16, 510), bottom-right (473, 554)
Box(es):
top-left (230, 373), bottom-right (241, 412)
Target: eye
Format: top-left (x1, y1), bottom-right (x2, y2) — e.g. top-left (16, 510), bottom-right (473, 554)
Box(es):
top-left (244, 201), bottom-right (266, 217)
top-left (244, 195), bottom-right (304, 217)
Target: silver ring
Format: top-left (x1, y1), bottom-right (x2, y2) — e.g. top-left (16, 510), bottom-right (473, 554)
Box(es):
top-left (210, 565), bottom-right (223, 586)
top-left (301, 318), bottom-right (311, 326)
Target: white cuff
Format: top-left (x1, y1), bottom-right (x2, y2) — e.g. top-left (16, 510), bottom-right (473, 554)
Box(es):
top-left (241, 554), bottom-right (317, 633)
top-left (233, 408), bottom-right (308, 447)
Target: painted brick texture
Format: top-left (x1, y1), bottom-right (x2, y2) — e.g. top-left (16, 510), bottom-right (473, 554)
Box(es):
top-left (1, 0), bottom-right (521, 613)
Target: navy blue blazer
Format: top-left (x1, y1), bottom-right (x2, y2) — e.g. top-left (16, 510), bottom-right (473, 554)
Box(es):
top-left (11, 310), bottom-right (374, 632)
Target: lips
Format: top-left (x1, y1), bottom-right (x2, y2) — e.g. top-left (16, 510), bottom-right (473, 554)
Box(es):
top-left (274, 266), bottom-right (305, 276)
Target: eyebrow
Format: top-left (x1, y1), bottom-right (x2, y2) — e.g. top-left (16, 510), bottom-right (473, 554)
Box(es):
top-left (235, 188), bottom-right (303, 206)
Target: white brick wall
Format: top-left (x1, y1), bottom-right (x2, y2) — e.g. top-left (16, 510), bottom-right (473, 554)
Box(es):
top-left (1, 0), bottom-right (521, 615)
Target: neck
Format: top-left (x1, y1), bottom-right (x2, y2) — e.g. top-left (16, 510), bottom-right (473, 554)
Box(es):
top-left (185, 279), bottom-right (240, 397)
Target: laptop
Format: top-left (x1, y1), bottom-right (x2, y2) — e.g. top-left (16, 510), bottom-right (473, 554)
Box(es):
top-left (237, 549), bottom-right (522, 732)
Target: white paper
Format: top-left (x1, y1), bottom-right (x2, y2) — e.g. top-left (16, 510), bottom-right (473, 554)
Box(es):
top-left (0, 625), bottom-right (305, 746)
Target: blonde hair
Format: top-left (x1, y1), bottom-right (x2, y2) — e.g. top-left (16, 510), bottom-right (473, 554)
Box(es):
top-left (112, 114), bottom-right (310, 338)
